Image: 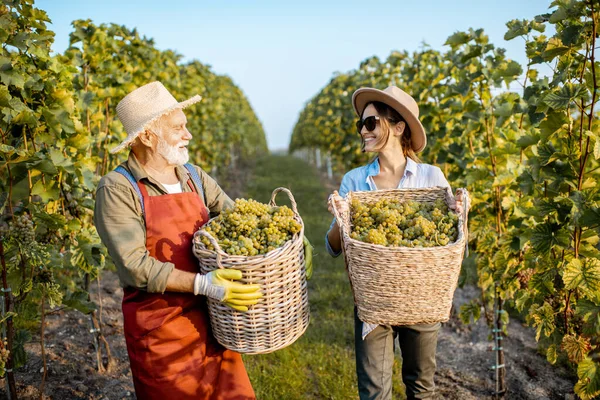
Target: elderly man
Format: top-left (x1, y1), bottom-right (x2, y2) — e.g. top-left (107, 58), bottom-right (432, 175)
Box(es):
top-left (94, 82), bottom-right (260, 399)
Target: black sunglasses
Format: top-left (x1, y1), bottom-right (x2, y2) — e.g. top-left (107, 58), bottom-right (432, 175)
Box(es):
top-left (356, 115), bottom-right (380, 134)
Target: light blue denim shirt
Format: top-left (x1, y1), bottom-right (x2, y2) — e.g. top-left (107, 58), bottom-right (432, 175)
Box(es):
top-left (325, 156), bottom-right (451, 257)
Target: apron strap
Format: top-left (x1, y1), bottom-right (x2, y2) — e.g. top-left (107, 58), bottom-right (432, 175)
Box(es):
top-left (115, 164), bottom-right (208, 218)
top-left (115, 166), bottom-right (145, 216)
top-left (183, 163), bottom-right (206, 205)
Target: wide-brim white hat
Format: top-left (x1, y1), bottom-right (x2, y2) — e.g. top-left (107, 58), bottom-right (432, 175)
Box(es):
top-left (352, 86), bottom-right (427, 153)
top-left (111, 81), bottom-right (201, 153)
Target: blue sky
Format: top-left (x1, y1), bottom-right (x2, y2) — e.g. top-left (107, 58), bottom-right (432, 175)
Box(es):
top-left (37, 0), bottom-right (553, 150)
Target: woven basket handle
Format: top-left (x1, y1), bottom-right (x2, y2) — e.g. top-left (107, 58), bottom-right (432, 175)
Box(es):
top-left (328, 194), bottom-right (349, 239)
top-left (193, 230), bottom-right (224, 269)
top-left (269, 187), bottom-right (299, 215)
top-left (454, 188), bottom-right (471, 257)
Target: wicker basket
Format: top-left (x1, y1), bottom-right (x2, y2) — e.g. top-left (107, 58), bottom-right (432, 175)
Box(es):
top-left (330, 186), bottom-right (470, 326)
top-left (192, 187), bottom-right (310, 354)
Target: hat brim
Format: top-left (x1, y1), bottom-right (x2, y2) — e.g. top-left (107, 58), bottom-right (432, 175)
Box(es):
top-left (352, 88), bottom-right (427, 153)
top-left (110, 95), bottom-right (202, 154)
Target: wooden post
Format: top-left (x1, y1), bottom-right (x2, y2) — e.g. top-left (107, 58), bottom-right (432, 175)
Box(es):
top-left (316, 148), bottom-right (321, 169)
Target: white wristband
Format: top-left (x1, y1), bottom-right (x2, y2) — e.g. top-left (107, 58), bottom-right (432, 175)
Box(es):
top-left (193, 273), bottom-right (225, 301)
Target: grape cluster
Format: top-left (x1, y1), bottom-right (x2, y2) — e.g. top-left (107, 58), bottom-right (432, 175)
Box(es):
top-left (349, 198), bottom-right (459, 248)
top-left (11, 214), bottom-right (35, 245)
top-left (0, 338), bottom-right (9, 373)
top-left (200, 198), bottom-right (302, 256)
top-left (0, 222), bottom-right (8, 241)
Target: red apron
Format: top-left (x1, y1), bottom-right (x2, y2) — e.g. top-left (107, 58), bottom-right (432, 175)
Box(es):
top-left (122, 179), bottom-right (255, 400)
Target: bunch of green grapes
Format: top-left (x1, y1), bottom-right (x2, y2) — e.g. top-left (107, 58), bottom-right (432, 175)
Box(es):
top-left (10, 214), bottom-right (36, 245)
top-left (0, 338), bottom-right (9, 376)
top-left (350, 197), bottom-right (459, 248)
top-left (200, 198), bottom-right (302, 256)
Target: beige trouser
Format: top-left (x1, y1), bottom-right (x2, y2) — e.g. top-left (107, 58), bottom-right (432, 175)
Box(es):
top-left (354, 307), bottom-right (440, 400)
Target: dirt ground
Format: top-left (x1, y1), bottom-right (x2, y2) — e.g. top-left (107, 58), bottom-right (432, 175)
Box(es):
top-left (435, 285), bottom-right (576, 400)
top-left (0, 272), bottom-right (577, 400)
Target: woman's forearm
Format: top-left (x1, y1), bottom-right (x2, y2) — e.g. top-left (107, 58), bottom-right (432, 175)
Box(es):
top-left (327, 221), bottom-right (342, 254)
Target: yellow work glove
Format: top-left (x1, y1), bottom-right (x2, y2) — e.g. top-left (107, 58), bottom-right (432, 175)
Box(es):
top-left (303, 235), bottom-right (314, 280)
top-left (194, 269), bottom-right (262, 312)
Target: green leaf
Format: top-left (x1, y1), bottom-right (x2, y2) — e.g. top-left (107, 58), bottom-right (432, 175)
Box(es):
top-left (543, 37), bottom-right (570, 60)
top-left (575, 299), bottom-right (600, 336)
top-left (502, 60), bottom-right (523, 78)
top-left (537, 142), bottom-right (559, 165)
top-left (0, 311), bottom-right (17, 325)
top-left (518, 171), bottom-right (535, 195)
top-left (12, 329), bottom-right (32, 369)
top-left (575, 357), bottom-right (600, 400)
top-left (459, 300), bottom-right (481, 324)
top-left (77, 168), bottom-right (96, 191)
top-left (31, 179), bottom-right (60, 202)
top-left (529, 302), bottom-right (555, 341)
top-left (33, 159), bottom-right (58, 175)
top-left (49, 148), bottom-right (73, 169)
top-left (445, 31), bottom-right (470, 48)
top-left (547, 344), bottom-right (558, 365)
top-left (544, 83), bottom-right (586, 110)
top-left (576, 299), bottom-right (600, 321)
top-left (0, 144), bottom-right (15, 155)
top-left (515, 290), bottom-right (531, 312)
top-left (0, 69), bottom-right (25, 89)
top-left (549, 7), bottom-right (567, 23)
top-left (563, 258), bottom-right (600, 297)
top-left (34, 210), bottom-right (67, 231)
top-left (516, 133), bottom-right (540, 148)
top-left (465, 168), bottom-right (490, 185)
top-left (493, 172), bottom-right (515, 187)
top-left (561, 24), bottom-right (583, 46)
top-left (530, 223), bottom-right (571, 254)
top-left (0, 85), bottom-right (11, 107)
top-left (561, 334), bottom-right (590, 364)
top-left (580, 207), bottom-right (600, 228)
top-left (63, 290), bottom-right (97, 315)
top-left (504, 19), bottom-right (530, 41)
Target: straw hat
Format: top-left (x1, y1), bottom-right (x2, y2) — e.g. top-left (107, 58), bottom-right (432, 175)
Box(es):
top-left (111, 81), bottom-right (202, 153)
top-left (352, 86), bottom-right (427, 153)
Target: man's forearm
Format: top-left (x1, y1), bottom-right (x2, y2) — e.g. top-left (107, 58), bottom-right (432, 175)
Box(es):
top-left (165, 268), bottom-right (197, 293)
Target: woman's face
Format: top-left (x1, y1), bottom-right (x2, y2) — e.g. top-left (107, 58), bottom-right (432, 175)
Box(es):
top-left (359, 104), bottom-right (405, 154)
top-left (360, 104), bottom-right (383, 153)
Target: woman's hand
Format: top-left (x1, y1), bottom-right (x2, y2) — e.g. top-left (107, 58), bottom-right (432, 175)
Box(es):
top-left (447, 188), bottom-right (466, 212)
top-left (455, 189), bottom-right (464, 212)
top-left (328, 190), bottom-right (348, 217)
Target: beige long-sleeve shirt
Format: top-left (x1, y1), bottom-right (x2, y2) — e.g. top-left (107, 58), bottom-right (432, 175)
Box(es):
top-left (93, 152), bottom-right (233, 293)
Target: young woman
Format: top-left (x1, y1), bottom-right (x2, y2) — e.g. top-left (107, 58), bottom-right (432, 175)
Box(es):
top-left (326, 86), bottom-right (463, 400)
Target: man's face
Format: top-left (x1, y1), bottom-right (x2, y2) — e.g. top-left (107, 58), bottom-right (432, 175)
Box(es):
top-left (155, 109), bottom-right (192, 165)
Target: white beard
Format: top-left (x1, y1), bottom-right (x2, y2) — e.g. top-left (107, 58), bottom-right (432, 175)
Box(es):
top-left (157, 136), bottom-right (189, 166)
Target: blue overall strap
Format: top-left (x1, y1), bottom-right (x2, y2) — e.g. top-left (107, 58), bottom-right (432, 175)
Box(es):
top-left (183, 163), bottom-right (206, 204)
top-left (114, 166), bottom-right (145, 215)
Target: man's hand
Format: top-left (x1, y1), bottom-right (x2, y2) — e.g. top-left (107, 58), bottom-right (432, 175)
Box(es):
top-left (303, 235), bottom-right (314, 280)
top-left (194, 269), bottom-right (262, 312)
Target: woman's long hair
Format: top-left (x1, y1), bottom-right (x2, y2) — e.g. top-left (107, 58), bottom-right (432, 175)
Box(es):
top-left (361, 101), bottom-right (421, 163)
